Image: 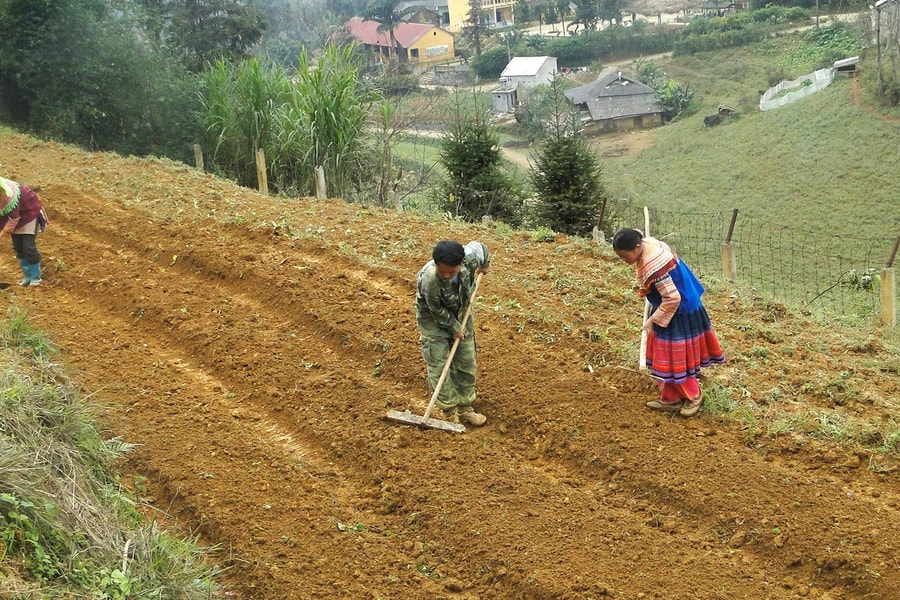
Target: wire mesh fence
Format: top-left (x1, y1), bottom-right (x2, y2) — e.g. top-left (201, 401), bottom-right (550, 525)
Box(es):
top-left (612, 206), bottom-right (895, 321)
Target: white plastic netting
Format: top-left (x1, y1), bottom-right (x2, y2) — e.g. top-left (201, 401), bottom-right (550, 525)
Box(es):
top-left (759, 67), bottom-right (835, 111)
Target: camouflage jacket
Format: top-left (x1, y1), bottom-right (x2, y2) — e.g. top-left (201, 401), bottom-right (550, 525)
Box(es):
top-left (415, 241), bottom-right (489, 337)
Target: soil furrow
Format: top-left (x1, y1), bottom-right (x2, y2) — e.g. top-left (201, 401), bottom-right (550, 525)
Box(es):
top-left (3, 132), bottom-right (899, 599)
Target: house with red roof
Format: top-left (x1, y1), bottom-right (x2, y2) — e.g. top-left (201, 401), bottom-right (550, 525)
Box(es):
top-left (346, 17), bottom-right (455, 64)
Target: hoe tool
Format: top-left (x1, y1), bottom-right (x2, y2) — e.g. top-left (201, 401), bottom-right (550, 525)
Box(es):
top-left (386, 273), bottom-right (483, 434)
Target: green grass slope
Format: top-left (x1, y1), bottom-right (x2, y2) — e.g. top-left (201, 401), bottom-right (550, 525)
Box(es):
top-left (607, 36), bottom-right (899, 243)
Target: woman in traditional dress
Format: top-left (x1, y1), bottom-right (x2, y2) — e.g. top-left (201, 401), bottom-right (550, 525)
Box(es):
top-left (0, 177), bottom-right (46, 287)
top-left (612, 228), bottom-right (725, 417)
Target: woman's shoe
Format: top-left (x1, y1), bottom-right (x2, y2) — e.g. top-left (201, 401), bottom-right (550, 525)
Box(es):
top-left (680, 390), bottom-right (704, 417)
top-left (646, 399), bottom-right (683, 412)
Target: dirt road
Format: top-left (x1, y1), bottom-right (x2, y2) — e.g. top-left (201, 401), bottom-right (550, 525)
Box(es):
top-left (2, 129), bottom-right (899, 599)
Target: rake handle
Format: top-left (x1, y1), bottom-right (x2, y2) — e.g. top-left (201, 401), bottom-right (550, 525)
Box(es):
top-left (639, 206), bottom-right (651, 371)
top-left (422, 272), bottom-right (483, 421)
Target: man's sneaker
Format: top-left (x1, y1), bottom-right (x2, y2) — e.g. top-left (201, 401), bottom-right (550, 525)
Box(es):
top-left (645, 399), bottom-right (682, 412)
top-left (458, 409), bottom-right (487, 427)
top-left (28, 279), bottom-right (42, 287)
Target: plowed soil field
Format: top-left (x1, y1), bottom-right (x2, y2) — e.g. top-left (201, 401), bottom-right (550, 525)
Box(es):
top-left (2, 129), bottom-right (899, 599)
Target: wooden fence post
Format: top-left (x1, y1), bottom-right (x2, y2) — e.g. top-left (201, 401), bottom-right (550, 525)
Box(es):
top-left (721, 208), bottom-right (738, 280)
top-left (592, 198), bottom-right (607, 243)
top-left (192, 144), bottom-right (204, 172)
top-left (881, 236), bottom-right (899, 328)
top-left (255, 148), bottom-right (268, 195)
top-left (314, 166), bottom-right (327, 200)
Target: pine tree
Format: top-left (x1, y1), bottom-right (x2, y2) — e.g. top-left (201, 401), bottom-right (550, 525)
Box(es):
top-left (438, 92), bottom-right (524, 226)
top-left (529, 74), bottom-right (607, 236)
top-left (462, 0), bottom-right (488, 56)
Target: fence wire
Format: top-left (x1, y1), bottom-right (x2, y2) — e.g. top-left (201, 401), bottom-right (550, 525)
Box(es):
top-left (614, 207), bottom-right (888, 319)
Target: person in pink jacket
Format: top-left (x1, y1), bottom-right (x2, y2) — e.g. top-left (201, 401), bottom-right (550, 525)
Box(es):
top-left (0, 177), bottom-right (47, 287)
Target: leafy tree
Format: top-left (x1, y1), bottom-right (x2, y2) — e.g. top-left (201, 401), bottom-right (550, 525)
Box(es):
top-left (656, 79), bottom-right (695, 121)
top-left (362, 0), bottom-right (418, 59)
top-left (539, 0), bottom-right (558, 26)
top-left (570, 0), bottom-right (600, 32)
top-left (525, 34), bottom-right (548, 51)
top-left (251, 0), bottom-right (336, 62)
top-left (0, 0), bottom-right (198, 159)
top-left (438, 92), bottom-right (524, 226)
top-left (530, 1), bottom-right (548, 27)
top-left (631, 57), bottom-right (695, 121)
top-left (598, 0), bottom-right (628, 27)
top-left (138, 0), bottom-right (268, 72)
top-left (555, 0), bottom-right (571, 32)
top-left (632, 56), bottom-right (665, 89)
top-left (513, 81), bottom-right (565, 142)
top-left (470, 46), bottom-right (511, 79)
top-left (513, 0), bottom-right (530, 24)
top-left (529, 74), bottom-right (606, 237)
top-left (328, 0), bottom-right (368, 18)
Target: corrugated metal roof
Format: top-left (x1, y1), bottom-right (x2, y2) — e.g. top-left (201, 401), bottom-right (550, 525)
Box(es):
top-left (500, 56), bottom-right (555, 78)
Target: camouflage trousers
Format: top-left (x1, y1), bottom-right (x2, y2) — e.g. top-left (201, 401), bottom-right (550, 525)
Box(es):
top-left (419, 334), bottom-right (477, 414)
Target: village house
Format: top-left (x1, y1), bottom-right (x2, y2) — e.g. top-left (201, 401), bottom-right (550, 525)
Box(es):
top-left (564, 69), bottom-right (663, 133)
top-left (492, 56), bottom-right (557, 112)
top-left (346, 17), bottom-right (455, 65)
top-left (400, 0), bottom-right (450, 28)
top-left (446, 0), bottom-right (514, 31)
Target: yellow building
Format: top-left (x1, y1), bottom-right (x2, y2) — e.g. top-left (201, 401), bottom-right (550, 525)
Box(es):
top-left (446, 0), bottom-right (516, 32)
top-left (347, 17), bottom-right (455, 64)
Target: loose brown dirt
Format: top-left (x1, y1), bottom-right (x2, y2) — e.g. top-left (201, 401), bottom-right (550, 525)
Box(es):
top-left (2, 129), bottom-right (899, 600)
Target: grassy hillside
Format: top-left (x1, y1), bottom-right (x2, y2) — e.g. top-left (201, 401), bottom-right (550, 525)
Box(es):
top-left (403, 26), bottom-right (897, 255)
top-left (605, 33), bottom-right (899, 242)
top-left (587, 30), bottom-right (899, 320)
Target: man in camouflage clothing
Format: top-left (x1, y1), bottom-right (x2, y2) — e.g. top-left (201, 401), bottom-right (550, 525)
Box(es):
top-left (415, 240), bottom-right (490, 426)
